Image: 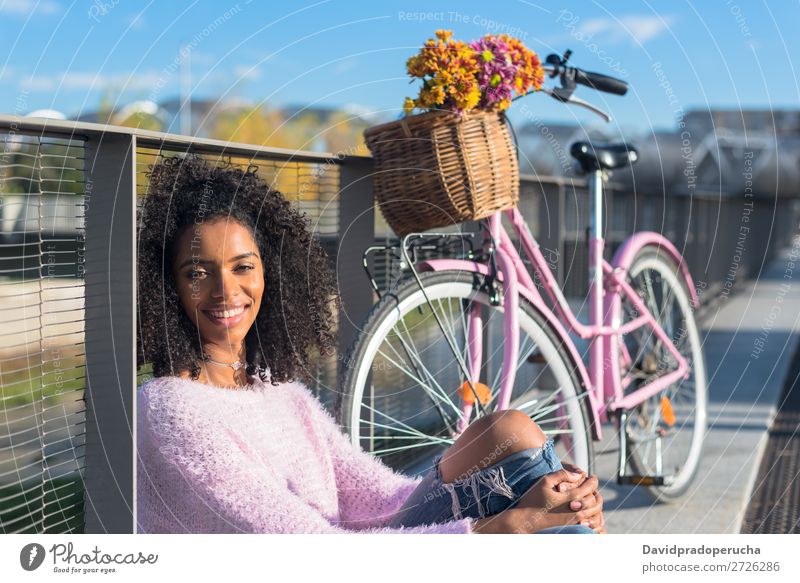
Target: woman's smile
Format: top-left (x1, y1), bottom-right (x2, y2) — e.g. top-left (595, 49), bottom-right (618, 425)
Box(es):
top-left (202, 303), bottom-right (252, 328)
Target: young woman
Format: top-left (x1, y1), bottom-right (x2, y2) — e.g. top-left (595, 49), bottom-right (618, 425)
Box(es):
top-left (136, 155), bottom-right (605, 534)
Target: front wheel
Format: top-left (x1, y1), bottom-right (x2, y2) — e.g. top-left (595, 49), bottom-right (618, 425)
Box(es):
top-left (614, 249), bottom-right (707, 501)
top-left (338, 269), bottom-right (594, 476)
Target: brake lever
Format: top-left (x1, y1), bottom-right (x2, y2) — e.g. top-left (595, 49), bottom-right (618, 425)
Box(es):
top-left (541, 87), bottom-right (612, 123)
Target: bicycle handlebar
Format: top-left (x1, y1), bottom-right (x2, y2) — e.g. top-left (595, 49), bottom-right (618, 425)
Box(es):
top-left (534, 51), bottom-right (629, 122)
top-left (572, 68), bottom-right (628, 96)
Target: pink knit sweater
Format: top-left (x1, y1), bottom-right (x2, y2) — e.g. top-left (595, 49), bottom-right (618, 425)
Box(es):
top-left (136, 374), bottom-right (474, 534)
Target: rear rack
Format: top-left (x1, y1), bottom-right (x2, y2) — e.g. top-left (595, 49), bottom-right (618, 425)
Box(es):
top-left (362, 231), bottom-right (478, 299)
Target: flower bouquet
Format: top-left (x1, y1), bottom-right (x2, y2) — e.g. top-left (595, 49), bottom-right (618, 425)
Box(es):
top-left (364, 30), bottom-right (545, 236)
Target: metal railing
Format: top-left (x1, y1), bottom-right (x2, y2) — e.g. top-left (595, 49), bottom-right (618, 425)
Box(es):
top-left (1, 114), bottom-right (797, 533)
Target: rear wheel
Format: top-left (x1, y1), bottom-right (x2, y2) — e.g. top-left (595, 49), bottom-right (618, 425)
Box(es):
top-left (338, 269), bottom-right (594, 476)
top-left (615, 249), bottom-right (707, 501)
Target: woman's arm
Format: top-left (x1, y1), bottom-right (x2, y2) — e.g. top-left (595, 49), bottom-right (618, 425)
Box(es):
top-left (291, 383), bottom-right (473, 532)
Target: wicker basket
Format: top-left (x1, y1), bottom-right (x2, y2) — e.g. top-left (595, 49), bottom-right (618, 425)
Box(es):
top-left (363, 110), bottom-right (519, 237)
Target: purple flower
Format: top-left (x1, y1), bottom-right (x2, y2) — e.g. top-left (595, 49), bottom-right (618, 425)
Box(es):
top-left (469, 36), bottom-right (517, 109)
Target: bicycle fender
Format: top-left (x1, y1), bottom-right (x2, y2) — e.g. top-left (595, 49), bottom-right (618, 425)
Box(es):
top-left (610, 232), bottom-right (699, 308)
top-left (417, 259), bottom-right (603, 440)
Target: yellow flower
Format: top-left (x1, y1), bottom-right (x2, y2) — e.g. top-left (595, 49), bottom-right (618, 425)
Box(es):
top-left (431, 84), bottom-right (446, 104)
top-left (419, 88), bottom-right (437, 108)
top-left (403, 97), bottom-right (416, 115)
top-left (406, 55), bottom-right (424, 77)
top-left (435, 29), bottom-right (453, 42)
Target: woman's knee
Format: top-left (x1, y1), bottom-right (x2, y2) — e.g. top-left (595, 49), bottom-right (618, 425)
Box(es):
top-left (438, 410), bottom-right (547, 483)
top-left (473, 409), bottom-right (547, 449)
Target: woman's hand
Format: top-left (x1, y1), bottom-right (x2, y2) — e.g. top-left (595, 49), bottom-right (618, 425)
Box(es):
top-left (472, 468), bottom-right (605, 534)
top-left (556, 462), bottom-right (606, 533)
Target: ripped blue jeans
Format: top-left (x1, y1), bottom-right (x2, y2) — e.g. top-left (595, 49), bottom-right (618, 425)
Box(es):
top-left (386, 438), bottom-right (594, 534)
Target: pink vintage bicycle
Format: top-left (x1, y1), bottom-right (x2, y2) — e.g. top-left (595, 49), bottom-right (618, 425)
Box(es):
top-left (339, 52), bottom-right (707, 501)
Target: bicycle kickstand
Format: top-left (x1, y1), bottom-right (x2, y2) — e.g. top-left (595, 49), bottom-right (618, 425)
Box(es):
top-left (616, 410), bottom-right (666, 487)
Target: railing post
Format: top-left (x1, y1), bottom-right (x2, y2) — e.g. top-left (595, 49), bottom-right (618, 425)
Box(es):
top-left (83, 132), bottom-right (135, 533)
top-left (336, 156), bottom-right (375, 396)
top-left (536, 180), bottom-right (566, 288)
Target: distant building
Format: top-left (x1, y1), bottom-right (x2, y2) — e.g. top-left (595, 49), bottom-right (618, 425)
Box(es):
top-left (517, 108), bottom-right (800, 196)
top-left (683, 109), bottom-right (800, 137)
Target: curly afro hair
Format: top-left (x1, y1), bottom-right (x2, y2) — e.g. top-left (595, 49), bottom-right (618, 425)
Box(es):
top-left (137, 154), bottom-right (340, 385)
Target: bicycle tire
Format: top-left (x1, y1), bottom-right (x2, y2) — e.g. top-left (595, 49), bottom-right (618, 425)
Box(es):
top-left (337, 269), bottom-right (595, 476)
top-left (615, 248), bottom-right (708, 501)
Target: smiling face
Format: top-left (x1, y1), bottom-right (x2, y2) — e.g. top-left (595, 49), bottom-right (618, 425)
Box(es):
top-left (171, 218), bottom-right (265, 355)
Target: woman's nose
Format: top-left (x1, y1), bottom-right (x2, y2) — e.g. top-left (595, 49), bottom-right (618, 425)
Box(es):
top-left (211, 270), bottom-right (240, 300)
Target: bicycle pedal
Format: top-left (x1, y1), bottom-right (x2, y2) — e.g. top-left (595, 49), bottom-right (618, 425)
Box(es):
top-left (617, 475), bottom-right (665, 486)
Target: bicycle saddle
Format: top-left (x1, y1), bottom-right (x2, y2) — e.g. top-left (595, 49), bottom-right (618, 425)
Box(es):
top-left (570, 141), bottom-right (639, 173)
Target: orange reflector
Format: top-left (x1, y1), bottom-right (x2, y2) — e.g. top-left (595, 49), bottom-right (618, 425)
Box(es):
top-left (660, 396), bottom-right (676, 426)
top-left (459, 381), bottom-right (492, 405)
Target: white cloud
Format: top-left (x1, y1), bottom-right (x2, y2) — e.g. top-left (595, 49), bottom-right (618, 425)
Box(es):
top-left (572, 14), bottom-right (675, 46)
top-left (333, 59), bottom-right (357, 75)
top-left (0, 0), bottom-right (60, 15)
top-left (21, 70), bottom-right (162, 92)
top-left (20, 75), bottom-right (55, 91)
top-left (189, 51), bottom-right (217, 66)
top-left (234, 64), bottom-right (261, 81)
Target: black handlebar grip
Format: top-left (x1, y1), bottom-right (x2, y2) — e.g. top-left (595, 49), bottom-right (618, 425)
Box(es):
top-left (573, 69), bottom-right (628, 95)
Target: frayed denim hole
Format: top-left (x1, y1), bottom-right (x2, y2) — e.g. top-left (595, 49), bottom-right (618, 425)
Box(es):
top-left (441, 481), bottom-right (462, 520)
top-left (452, 466), bottom-right (517, 519)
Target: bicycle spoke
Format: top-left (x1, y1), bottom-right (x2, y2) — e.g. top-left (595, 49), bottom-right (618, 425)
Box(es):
top-left (361, 402), bottom-right (452, 444)
top-left (372, 441), bottom-right (455, 457)
top-left (661, 277), bottom-right (676, 340)
top-left (528, 383), bottom-right (564, 412)
top-left (643, 270), bottom-right (660, 319)
top-left (488, 334), bottom-right (540, 405)
top-left (539, 428), bottom-right (578, 436)
top-left (441, 296), bottom-right (476, 390)
top-left (534, 413), bottom-right (578, 426)
top-left (395, 301), bottom-right (467, 425)
top-left (376, 344), bottom-right (462, 420)
top-left (376, 343), bottom-right (457, 424)
top-left (435, 297), bottom-right (463, 361)
top-left (362, 434), bottom-right (451, 441)
top-left (393, 314), bottom-right (459, 405)
top-left (459, 298), bottom-right (473, 382)
top-left (531, 395), bottom-right (586, 420)
top-left (358, 419), bottom-right (437, 441)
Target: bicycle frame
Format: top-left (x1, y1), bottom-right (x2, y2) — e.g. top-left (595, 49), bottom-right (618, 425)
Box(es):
top-left (414, 170), bottom-right (697, 440)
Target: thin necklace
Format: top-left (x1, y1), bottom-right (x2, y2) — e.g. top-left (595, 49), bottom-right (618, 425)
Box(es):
top-left (199, 363), bottom-right (251, 390)
top-left (204, 356), bottom-right (246, 371)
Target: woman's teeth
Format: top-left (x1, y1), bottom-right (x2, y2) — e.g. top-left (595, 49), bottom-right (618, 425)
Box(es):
top-left (209, 306), bottom-right (246, 318)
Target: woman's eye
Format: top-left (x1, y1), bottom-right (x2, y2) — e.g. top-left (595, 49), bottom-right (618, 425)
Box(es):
top-left (235, 264), bottom-right (255, 272)
top-left (188, 270), bottom-right (207, 279)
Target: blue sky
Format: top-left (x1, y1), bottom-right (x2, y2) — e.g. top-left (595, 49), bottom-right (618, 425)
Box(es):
top-left (1, 0), bottom-right (798, 135)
